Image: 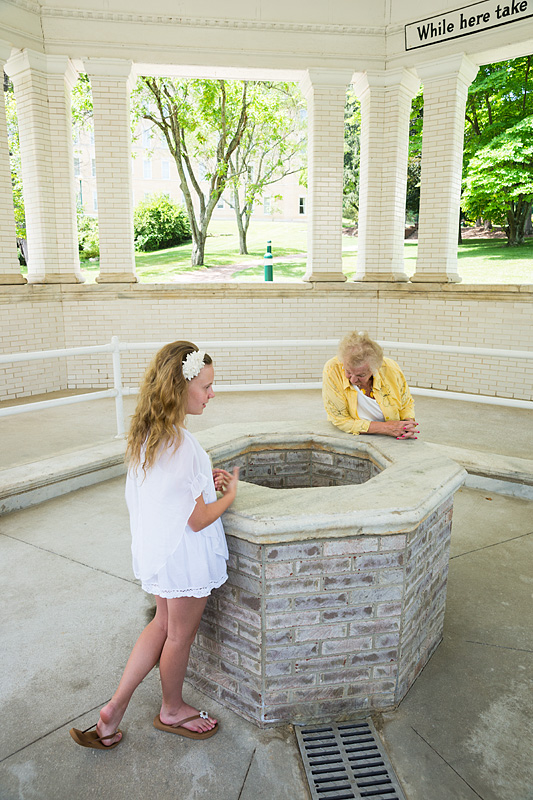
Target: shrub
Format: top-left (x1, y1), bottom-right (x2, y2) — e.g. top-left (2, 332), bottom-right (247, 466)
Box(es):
top-left (134, 193), bottom-right (191, 252)
top-left (78, 214), bottom-right (99, 259)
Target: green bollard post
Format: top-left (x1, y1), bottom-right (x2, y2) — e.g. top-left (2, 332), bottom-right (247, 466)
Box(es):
top-left (264, 240), bottom-right (273, 281)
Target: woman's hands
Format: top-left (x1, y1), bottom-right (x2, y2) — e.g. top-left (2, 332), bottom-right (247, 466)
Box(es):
top-left (366, 419), bottom-right (419, 439)
top-left (213, 468), bottom-right (239, 496)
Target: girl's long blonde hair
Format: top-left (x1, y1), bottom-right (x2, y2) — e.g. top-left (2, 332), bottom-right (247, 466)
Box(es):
top-left (126, 340), bottom-right (212, 473)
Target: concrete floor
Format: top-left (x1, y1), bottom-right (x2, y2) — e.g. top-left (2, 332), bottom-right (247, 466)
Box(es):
top-left (1, 391), bottom-right (533, 800)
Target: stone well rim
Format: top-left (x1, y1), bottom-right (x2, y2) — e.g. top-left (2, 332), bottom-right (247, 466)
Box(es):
top-left (196, 420), bottom-right (466, 544)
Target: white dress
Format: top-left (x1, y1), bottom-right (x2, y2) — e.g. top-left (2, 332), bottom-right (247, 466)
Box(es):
top-left (125, 429), bottom-right (229, 598)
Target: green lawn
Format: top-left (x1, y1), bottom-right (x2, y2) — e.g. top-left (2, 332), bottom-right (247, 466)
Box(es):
top-left (75, 220), bottom-right (532, 284)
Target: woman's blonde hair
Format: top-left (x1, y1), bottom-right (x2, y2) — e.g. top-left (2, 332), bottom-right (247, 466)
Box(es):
top-left (338, 331), bottom-right (383, 374)
top-left (126, 340), bottom-right (212, 472)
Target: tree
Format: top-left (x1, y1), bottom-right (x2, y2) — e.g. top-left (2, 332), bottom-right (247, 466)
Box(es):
top-left (226, 82), bottom-right (306, 254)
top-left (343, 88), bottom-right (360, 224)
top-left (464, 56), bottom-right (533, 160)
top-left (136, 78), bottom-right (250, 266)
top-left (68, 75), bottom-right (308, 264)
top-left (462, 116), bottom-right (533, 246)
top-left (405, 156), bottom-right (421, 223)
top-left (461, 55), bottom-right (533, 238)
top-left (406, 88), bottom-right (424, 222)
top-left (4, 75), bottom-right (27, 262)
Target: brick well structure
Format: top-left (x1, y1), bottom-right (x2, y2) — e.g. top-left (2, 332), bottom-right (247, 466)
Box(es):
top-left (187, 421), bottom-right (465, 726)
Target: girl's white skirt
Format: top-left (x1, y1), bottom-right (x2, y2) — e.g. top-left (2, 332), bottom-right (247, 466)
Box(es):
top-left (140, 526), bottom-right (228, 599)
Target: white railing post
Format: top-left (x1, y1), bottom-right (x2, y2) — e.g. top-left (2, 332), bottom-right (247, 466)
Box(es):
top-left (111, 336), bottom-right (126, 438)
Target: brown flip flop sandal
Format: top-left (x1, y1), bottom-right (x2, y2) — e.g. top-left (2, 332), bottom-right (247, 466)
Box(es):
top-left (69, 723), bottom-right (123, 750)
top-left (153, 712), bottom-right (218, 740)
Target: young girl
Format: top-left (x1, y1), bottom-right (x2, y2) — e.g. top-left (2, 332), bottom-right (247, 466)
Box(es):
top-left (70, 341), bottom-right (238, 749)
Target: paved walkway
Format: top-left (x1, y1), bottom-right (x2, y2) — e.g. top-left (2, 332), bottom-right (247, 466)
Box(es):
top-left (167, 254), bottom-right (305, 282)
top-left (1, 392), bottom-right (532, 800)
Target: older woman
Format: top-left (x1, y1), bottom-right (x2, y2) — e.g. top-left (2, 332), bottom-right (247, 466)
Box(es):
top-left (322, 331), bottom-right (419, 439)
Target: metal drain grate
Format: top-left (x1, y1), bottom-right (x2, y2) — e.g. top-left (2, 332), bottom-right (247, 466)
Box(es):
top-left (295, 720), bottom-right (407, 800)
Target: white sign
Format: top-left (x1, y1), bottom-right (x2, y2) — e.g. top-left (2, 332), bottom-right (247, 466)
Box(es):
top-left (405, 0), bottom-right (533, 50)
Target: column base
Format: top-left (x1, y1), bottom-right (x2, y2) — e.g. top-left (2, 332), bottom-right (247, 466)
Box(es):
top-left (353, 271), bottom-right (409, 282)
top-left (0, 274), bottom-right (28, 285)
top-left (39, 274), bottom-right (85, 284)
top-left (410, 272), bottom-right (462, 283)
top-left (96, 273), bottom-right (138, 284)
top-left (303, 271), bottom-right (347, 283)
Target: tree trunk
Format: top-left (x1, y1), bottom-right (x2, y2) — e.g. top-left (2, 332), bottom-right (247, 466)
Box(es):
top-left (233, 186), bottom-right (248, 255)
top-left (16, 237), bottom-right (28, 265)
top-left (237, 221), bottom-right (247, 255)
top-left (458, 209), bottom-right (462, 245)
top-left (505, 200), bottom-right (526, 247)
top-left (525, 205), bottom-right (533, 236)
top-left (191, 235), bottom-right (206, 265)
top-left (505, 199), bottom-right (529, 246)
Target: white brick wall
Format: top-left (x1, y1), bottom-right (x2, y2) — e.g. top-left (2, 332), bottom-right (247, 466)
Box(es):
top-left (0, 297), bottom-right (67, 397)
top-left (0, 284), bottom-right (531, 402)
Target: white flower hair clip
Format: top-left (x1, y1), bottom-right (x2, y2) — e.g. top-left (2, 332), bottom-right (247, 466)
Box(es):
top-left (182, 350), bottom-right (206, 381)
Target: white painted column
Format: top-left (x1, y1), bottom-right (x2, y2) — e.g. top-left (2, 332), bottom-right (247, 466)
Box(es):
top-left (85, 59), bottom-right (137, 283)
top-left (0, 43), bottom-right (26, 285)
top-left (353, 69), bottom-right (420, 282)
top-left (301, 69), bottom-right (353, 282)
top-left (412, 54), bottom-right (478, 283)
top-left (5, 51), bottom-right (84, 283)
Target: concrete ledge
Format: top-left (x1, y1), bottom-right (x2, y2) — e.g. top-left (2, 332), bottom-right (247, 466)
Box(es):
top-left (1, 434), bottom-right (532, 515)
top-left (0, 440), bottom-right (127, 514)
top-left (428, 443), bottom-right (533, 500)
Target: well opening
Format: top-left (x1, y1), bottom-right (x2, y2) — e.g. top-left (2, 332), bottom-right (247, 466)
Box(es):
top-left (214, 442), bottom-right (383, 489)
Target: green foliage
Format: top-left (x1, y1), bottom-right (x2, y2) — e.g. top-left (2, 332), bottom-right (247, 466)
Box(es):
top-left (343, 88), bottom-right (360, 223)
top-left (71, 74), bottom-right (94, 131)
top-left (408, 88), bottom-right (424, 157)
top-left (462, 116), bottom-right (533, 245)
top-left (77, 212), bottom-right (100, 259)
top-left (406, 88), bottom-right (424, 219)
top-left (133, 193), bottom-right (191, 252)
top-left (464, 55), bottom-right (533, 165)
top-left (4, 80), bottom-right (26, 240)
top-left (405, 156), bottom-right (421, 220)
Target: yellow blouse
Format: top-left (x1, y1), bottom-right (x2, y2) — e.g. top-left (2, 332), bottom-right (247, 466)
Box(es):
top-left (322, 356), bottom-right (415, 435)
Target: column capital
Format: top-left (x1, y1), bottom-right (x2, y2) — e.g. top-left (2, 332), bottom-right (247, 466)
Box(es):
top-left (300, 67), bottom-right (355, 97)
top-left (352, 68), bottom-right (420, 100)
top-left (0, 41), bottom-right (15, 66)
top-left (84, 58), bottom-right (135, 92)
top-left (415, 53), bottom-right (478, 87)
top-left (5, 50), bottom-right (78, 88)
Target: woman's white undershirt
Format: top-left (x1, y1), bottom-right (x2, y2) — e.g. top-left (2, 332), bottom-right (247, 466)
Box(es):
top-left (352, 385), bottom-right (385, 422)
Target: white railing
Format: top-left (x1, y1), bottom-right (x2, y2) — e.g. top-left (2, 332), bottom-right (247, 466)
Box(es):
top-left (1, 336), bottom-right (532, 437)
